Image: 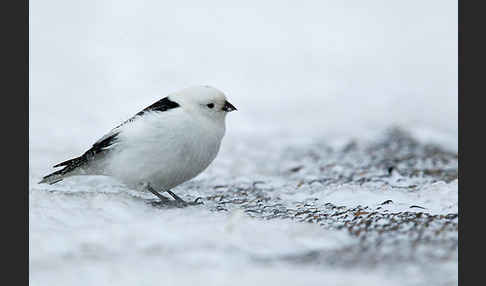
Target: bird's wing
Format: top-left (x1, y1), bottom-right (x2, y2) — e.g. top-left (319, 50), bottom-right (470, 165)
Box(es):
top-left (52, 131), bottom-right (120, 168)
top-left (39, 96), bottom-right (181, 184)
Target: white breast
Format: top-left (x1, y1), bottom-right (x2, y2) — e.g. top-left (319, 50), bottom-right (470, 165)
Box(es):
top-left (104, 110), bottom-right (225, 190)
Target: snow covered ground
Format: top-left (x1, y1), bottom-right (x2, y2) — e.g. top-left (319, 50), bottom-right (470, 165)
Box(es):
top-left (30, 1), bottom-right (457, 285)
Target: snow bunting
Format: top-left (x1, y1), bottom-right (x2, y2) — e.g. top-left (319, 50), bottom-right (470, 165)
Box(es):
top-left (40, 85), bottom-right (237, 206)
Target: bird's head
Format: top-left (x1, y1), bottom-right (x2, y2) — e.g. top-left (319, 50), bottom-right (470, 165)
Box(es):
top-left (170, 85), bottom-right (237, 122)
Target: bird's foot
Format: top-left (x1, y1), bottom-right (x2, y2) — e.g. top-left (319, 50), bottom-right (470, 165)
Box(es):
top-left (144, 183), bottom-right (203, 208)
top-left (150, 196), bottom-right (203, 208)
top-left (165, 190), bottom-right (204, 207)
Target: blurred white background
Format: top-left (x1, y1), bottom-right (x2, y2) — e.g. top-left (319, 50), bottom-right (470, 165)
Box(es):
top-left (30, 0), bottom-right (457, 176)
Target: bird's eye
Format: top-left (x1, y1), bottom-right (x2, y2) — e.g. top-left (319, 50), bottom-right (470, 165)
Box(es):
top-left (207, 103), bottom-right (215, 109)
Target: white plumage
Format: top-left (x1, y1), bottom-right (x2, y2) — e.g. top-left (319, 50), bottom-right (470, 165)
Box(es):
top-left (40, 86), bottom-right (236, 204)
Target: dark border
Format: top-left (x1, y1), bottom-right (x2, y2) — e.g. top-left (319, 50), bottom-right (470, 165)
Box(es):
top-left (3, 0), bottom-right (29, 284)
top-left (457, 0), bottom-right (462, 280)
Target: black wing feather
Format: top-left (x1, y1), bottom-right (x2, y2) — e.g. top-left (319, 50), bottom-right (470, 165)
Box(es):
top-left (115, 96), bottom-right (180, 128)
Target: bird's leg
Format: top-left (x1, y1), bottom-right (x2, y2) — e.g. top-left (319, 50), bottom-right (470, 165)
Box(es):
top-left (165, 190), bottom-right (204, 206)
top-left (144, 183), bottom-right (172, 203)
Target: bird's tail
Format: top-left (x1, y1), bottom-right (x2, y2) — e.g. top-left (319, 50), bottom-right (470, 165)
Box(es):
top-left (38, 170), bottom-right (66, 185)
top-left (38, 156), bottom-right (84, 185)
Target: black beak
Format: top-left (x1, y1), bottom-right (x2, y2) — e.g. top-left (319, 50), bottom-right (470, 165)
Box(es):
top-left (222, 100), bottom-right (237, 112)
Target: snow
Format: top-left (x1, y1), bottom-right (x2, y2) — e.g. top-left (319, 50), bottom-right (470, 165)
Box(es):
top-left (30, 183), bottom-right (398, 286)
top-left (30, 1), bottom-right (457, 285)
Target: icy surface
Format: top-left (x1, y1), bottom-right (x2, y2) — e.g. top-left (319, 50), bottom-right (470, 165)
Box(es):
top-left (30, 128), bottom-right (458, 286)
top-left (30, 1), bottom-right (457, 285)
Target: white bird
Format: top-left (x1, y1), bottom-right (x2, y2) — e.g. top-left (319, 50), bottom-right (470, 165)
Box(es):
top-left (40, 85), bottom-right (237, 206)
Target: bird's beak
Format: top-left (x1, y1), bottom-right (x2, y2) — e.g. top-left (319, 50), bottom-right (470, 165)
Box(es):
top-left (222, 100), bottom-right (237, 112)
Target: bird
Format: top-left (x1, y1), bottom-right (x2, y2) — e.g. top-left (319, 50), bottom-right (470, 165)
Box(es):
top-left (39, 85), bottom-right (237, 206)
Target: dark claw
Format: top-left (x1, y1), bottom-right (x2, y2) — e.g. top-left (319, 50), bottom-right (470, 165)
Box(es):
top-left (194, 197), bottom-right (204, 204)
